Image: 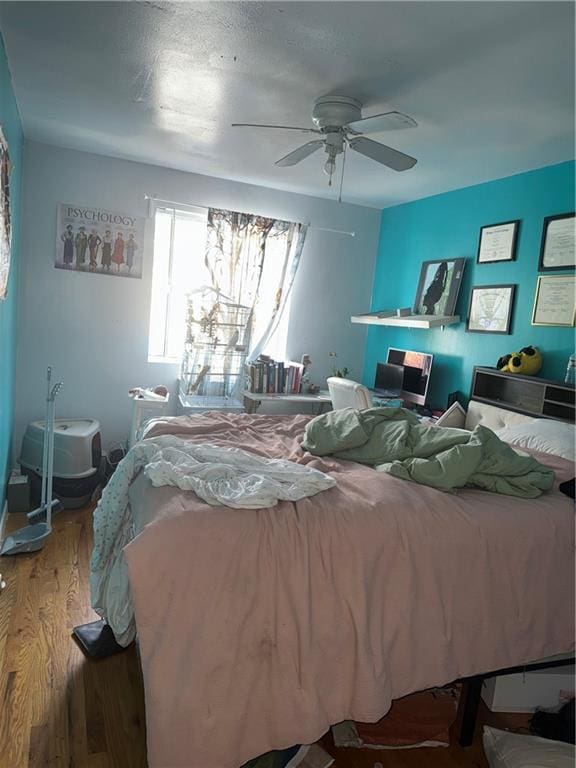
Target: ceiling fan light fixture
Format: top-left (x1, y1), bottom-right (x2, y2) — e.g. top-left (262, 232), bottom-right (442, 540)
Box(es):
top-left (323, 155), bottom-right (336, 177)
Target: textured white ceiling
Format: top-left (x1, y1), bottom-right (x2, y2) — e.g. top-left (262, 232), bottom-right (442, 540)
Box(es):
top-left (0, 1), bottom-right (574, 208)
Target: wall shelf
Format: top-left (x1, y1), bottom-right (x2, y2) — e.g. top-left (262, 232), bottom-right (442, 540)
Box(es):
top-left (351, 311), bottom-right (460, 329)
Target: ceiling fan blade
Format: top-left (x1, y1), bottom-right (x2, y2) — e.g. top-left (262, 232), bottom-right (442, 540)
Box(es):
top-left (275, 140), bottom-right (325, 167)
top-left (232, 123), bottom-right (320, 133)
top-left (348, 136), bottom-right (417, 172)
top-left (347, 111), bottom-right (417, 134)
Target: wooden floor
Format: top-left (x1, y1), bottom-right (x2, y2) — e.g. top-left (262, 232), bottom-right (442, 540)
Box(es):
top-left (0, 505), bottom-right (529, 768)
top-left (0, 505), bottom-right (147, 768)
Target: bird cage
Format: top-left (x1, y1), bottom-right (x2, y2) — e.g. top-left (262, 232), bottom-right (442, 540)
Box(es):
top-left (179, 288), bottom-right (252, 411)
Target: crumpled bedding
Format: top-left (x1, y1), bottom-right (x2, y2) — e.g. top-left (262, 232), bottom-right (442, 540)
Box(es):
top-left (91, 434), bottom-right (335, 645)
top-left (91, 411), bottom-right (574, 768)
top-left (302, 407), bottom-right (554, 497)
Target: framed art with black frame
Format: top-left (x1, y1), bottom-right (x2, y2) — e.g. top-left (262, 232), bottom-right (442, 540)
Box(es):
top-left (476, 220), bottom-right (520, 264)
top-left (532, 275), bottom-right (576, 327)
top-left (0, 125), bottom-right (11, 301)
top-left (413, 257), bottom-right (466, 317)
top-left (466, 284), bottom-right (516, 334)
top-left (539, 212), bottom-right (575, 271)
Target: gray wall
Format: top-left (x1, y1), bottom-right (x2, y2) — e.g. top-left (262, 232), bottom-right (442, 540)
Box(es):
top-left (15, 141), bottom-right (379, 455)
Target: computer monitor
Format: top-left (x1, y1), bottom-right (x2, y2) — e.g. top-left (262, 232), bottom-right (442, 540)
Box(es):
top-left (386, 348), bottom-right (434, 407)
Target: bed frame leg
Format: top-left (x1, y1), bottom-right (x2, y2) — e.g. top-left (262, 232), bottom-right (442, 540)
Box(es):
top-left (458, 675), bottom-right (483, 747)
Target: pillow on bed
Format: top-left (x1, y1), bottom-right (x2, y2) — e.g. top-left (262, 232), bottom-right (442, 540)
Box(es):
top-left (435, 401), bottom-right (467, 429)
top-left (494, 420), bottom-right (576, 461)
top-left (483, 726), bottom-right (575, 768)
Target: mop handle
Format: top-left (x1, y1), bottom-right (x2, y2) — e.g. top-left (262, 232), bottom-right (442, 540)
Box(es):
top-left (45, 380), bottom-right (62, 529)
top-left (46, 397), bottom-right (55, 529)
top-left (40, 367), bottom-right (52, 508)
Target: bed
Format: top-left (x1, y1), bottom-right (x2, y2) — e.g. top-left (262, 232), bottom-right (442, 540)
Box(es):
top-left (92, 401), bottom-right (575, 768)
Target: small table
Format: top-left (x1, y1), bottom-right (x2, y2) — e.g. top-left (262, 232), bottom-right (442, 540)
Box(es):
top-left (243, 391), bottom-right (332, 415)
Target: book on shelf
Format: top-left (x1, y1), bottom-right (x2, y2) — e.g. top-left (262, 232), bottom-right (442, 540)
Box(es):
top-left (245, 359), bottom-right (304, 395)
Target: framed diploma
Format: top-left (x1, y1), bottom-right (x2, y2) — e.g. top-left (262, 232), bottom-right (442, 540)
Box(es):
top-left (477, 220), bottom-right (520, 264)
top-left (539, 212), bottom-right (575, 271)
top-left (532, 275), bottom-right (576, 327)
top-left (466, 284), bottom-right (515, 334)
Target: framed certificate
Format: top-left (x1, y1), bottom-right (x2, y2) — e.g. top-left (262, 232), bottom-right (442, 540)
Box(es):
top-left (477, 220), bottom-right (520, 264)
top-left (532, 275), bottom-right (576, 327)
top-left (539, 212), bottom-right (575, 271)
top-left (466, 284), bottom-right (515, 334)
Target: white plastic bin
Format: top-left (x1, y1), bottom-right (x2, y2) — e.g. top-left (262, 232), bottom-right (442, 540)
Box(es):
top-left (129, 394), bottom-right (170, 448)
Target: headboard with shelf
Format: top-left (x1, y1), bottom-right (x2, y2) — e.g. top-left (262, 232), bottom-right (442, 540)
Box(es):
top-left (470, 367), bottom-right (576, 424)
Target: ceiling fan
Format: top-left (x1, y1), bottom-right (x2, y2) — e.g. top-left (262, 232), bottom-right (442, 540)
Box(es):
top-left (232, 95), bottom-right (418, 188)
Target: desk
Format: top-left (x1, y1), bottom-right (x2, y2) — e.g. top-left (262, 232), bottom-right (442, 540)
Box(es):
top-left (243, 391), bottom-right (332, 415)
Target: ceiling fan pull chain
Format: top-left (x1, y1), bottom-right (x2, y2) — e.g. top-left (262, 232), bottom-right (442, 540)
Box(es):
top-left (338, 143), bottom-right (347, 203)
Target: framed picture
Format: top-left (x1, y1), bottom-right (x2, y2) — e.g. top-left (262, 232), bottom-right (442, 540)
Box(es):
top-left (466, 284), bottom-right (515, 334)
top-left (55, 202), bottom-right (145, 279)
top-left (477, 219), bottom-right (520, 264)
top-left (413, 258), bottom-right (466, 317)
top-left (0, 125), bottom-right (11, 301)
top-left (539, 212), bottom-right (575, 271)
top-left (532, 275), bottom-right (576, 327)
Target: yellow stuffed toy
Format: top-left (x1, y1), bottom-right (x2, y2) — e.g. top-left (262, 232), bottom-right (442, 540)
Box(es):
top-left (497, 346), bottom-right (542, 375)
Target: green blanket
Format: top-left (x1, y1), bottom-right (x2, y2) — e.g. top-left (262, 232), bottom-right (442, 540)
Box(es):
top-left (302, 407), bottom-right (554, 498)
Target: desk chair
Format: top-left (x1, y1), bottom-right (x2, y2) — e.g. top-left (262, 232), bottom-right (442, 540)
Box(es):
top-left (327, 377), bottom-right (373, 410)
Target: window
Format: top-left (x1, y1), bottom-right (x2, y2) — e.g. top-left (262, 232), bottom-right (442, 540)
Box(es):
top-left (148, 206), bottom-right (208, 361)
top-left (148, 204), bottom-right (295, 363)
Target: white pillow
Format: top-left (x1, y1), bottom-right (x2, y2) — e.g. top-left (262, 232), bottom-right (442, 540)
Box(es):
top-left (483, 726), bottom-right (575, 768)
top-left (495, 420), bottom-right (576, 462)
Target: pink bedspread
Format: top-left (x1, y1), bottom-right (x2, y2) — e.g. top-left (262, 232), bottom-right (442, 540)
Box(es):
top-left (124, 412), bottom-right (574, 768)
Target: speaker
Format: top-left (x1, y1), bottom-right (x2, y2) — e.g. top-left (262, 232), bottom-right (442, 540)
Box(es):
top-left (446, 391), bottom-right (463, 409)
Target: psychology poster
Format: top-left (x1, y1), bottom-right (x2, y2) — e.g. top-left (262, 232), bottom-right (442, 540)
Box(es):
top-left (56, 203), bottom-right (145, 279)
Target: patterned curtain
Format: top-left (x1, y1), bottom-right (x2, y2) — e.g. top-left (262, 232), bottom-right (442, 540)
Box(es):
top-left (204, 208), bottom-right (306, 356)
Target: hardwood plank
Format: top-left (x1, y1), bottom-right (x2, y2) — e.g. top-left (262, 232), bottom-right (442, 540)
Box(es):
top-left (83, 655), bottom-right (109, 756)
top-left (28, 724), bottom-right (49, 768)
top-left (100, 652), bottom-right (147, 768)
top-left (83, 754), bottom-right (110, 768)
top-left (67, 647), bottom-right (89, 765)
top-left (0, 667), bottom-right (33, 768)
top-left (81, 752), bottom-right (110, 768)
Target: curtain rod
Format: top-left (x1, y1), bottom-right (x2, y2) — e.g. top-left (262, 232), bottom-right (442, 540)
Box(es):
top-left (143, 195), bottom-right (356, 238)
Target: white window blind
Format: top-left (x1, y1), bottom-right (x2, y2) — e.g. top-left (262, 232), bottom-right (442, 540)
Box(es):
top-left (148, 205), bottom-right (208, 361)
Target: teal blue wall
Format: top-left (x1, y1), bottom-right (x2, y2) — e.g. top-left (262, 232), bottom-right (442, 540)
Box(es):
top-left (0, 32), bottom-right (23, 510)
top-left (364, 161), bottom-right (575, 409)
